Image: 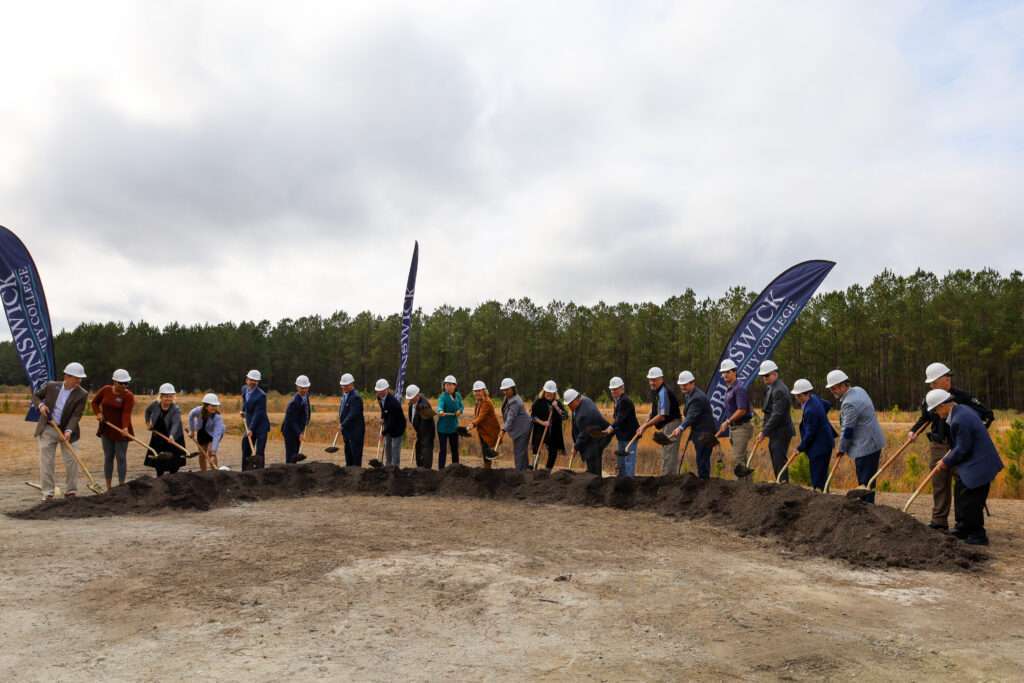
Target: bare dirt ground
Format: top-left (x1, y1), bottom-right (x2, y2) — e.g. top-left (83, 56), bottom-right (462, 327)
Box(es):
top-left (2, 416), bottom-right (1024, 681)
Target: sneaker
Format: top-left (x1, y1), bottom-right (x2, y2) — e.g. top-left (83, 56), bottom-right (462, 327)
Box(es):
top-left (64, 492), bottom-right (77, 498)
top-left (964, 535), bottom-right (989, 546)
top-left (928, 522), bottom-right (949, 531)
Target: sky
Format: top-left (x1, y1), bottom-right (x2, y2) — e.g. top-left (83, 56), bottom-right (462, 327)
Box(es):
top-left (1, 1), bottom-right (1022, 338)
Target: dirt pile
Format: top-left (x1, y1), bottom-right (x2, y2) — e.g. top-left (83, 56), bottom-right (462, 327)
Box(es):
top-left (10, 463), bottom-right (984, 570)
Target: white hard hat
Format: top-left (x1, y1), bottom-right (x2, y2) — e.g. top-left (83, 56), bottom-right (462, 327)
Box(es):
top-left (825, 369), bottom-right (849, 389)
top-left (111, 368), bottom-right (132, 383)
top-left (405, 384), bottom-right (420, 400)
top-left (443, 374), bottom-right (457, 385)
top-left (374, 379), bottom-right (390, 392)
top-left (295, 375), bottom-right (311, 388)
top-left (925, 362), bottom-right (952, 384)
top-left (926, 388), bottom-right (953, 412)
top-left (646, 366), bottom-right (664, 380)
top-left (499, 377), bottom-right (516, 391)
top-left (202, 392), bottom-right (220, 406)
top-left (608, 376), bottom-right (624, 390)
top-left (719, 359), bottom-right (738, 373)
top-left (246, 369), bottom-right (262, 382)
top-left (339, 373), bottom-right (355, 386)
top-left (543, 380), bottom-right (558, 394)
top-left (472, 380), bottom-right (487, 391)
top-left (758, 360), bottom-right (779, 376)
top-left (677, 370), bottom-right (696, 385)
top-left (63, 362), bottom-right (87, 378)
top-left (563, 389), bottom-right (580, 404)
top-left (158, 383), bottom-right (176, 395)
top-left (790, 378), bottom-right (814, 395)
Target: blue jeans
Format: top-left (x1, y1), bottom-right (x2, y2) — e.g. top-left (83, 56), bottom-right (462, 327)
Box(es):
top-left (101, 436), bottom-right (128, 483)
top-left (853, 450), bottom-right (881, 504)
top-left (616, 438), bottom-right (637, 478)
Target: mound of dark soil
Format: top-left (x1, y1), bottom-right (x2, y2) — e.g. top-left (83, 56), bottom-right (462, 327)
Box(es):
top-left (10, 463), bottom-right (984, 570)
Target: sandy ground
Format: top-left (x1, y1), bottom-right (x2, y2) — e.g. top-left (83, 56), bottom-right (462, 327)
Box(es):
top-left (2, 417), bottom-right (1024, 680)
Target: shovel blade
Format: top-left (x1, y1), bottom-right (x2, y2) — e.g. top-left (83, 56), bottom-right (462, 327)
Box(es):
top-left (733, 464), bottom-right (754, 478)
top-left (324, 446), bottom-right (340, 453)
top-left (846, 487), bottom-right (873, 500)
top-left (88, 483), bottom-right (105, 495)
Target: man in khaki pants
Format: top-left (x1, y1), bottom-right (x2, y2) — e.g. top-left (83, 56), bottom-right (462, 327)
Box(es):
top-left (31, 362), bottom-right (89, 499)
top-left (909, 363), bottom-right (994, 530)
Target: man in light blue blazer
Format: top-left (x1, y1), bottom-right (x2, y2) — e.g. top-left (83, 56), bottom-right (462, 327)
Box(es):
top-left (826, 369), bottom-right (885, 503)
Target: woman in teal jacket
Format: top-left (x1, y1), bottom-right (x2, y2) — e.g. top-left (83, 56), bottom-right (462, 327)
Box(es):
top-left (436, 374), bottom-right (464, 468)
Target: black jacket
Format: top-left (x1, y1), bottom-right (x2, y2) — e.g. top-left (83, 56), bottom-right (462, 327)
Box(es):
top-left (611, 394), bottom-right (639, 440)
top-left (408, 396), bottom-right (435, 441)
top-left (531, 397), bottom-right (567, 455)
top-left (379, 393), bottom-right (406, 437)
top-left (761, 379), bottom-right (796, 439)
top-left (911, 386), bottom-right (994, 443)
top-left (680, 387), bottom-right (717, 437)
top-left (649, 383), bottom-right (682, 424)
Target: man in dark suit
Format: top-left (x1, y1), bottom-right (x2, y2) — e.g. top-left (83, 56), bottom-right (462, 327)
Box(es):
top-left (673, 371), bottom-right (718, 479)
top-left (753, 360), bottom-right (796, 483)
top-left (31, 362), bottom-right (89, 499)
top-left (338, 373), bottom-right (364, 466)
top-left (929, 388), bottom-right (1003, 545)
top-left (281, 375), bottom-right (311, 464)
top-left (241, 369), bottom-right (270, 470)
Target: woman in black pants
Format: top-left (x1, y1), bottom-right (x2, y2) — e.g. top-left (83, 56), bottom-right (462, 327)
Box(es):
top-left (531, 380), bottom-right (567, 470)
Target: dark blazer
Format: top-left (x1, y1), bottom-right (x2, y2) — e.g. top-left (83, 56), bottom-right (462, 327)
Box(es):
top-left (761, 379), bottom-right (796, 439)
top-left (531, 397), bottom-right (567, 454)
top-left (379, 392), bottom-right (406, 438)
top-left (944, 404), bottom-right (1004, 489)
top-left (680, 387), bottom-right (717, 437)
top-left (795, 394), bottom-right (836, 458)
top-left (339, 390), bottom-right (365, 441)
top-left (611, 394), bottom-right (639, 441)
top-left (409, 395), bottom-right (435, 439)
top-left (32, 381), bottom-right (88, 442)
top-left (241, 385), bottom-right (271, 437)
top-left (571, 396), bottom-right (611, 451)
top-left (281, 392), bottom-right (311, 437)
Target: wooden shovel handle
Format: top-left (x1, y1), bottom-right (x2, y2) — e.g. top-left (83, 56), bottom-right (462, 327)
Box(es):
top-left (152, 429), bottom-right (190, 455)
top-left (867, 423), bottom-right (930, 488)
top-left (823, 453), bottom-right (844, 493)
top-left (103, 421), bottom-right (159, 457)
top-left (48, 420), bottom-right (102, 491)
top-left (776, 450), bottom-right (802, 483)
top-left (902, 454), bottom-right (950, 513)
top-left (532, 420), bottom-right (552, 469)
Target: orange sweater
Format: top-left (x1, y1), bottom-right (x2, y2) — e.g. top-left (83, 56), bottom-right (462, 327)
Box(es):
top-left (472, 397), bottom-right (501, 446)
top-left (91, 385), bottom-right (135, 440)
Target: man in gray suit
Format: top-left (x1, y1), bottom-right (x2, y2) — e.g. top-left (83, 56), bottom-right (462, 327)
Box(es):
top-left (31, 362), bottom-right (89, 499)
top-left (826, 369), bottom-right (886, 503)
top-left (753, 360), bottom-right (796, 482)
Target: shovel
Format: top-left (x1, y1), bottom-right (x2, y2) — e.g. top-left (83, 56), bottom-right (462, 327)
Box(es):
top-left (103, 422), bottom-right (162, 463)
top-left (823, 453), bottom-right (846, 493)
top-left (186, 432), bottom-right (216, 470)
top-left (48, 421), bottom-right (104, 495)
top-left (152, 429), bottom-right (199, 459)
top-left (902, 453), bottom-right (950, 513)
top-left (25, 481), bottom-right (63, 497)
top-left (490, 432), bottom-right (505, 463)
top-left (324, 431), bottom-right (341, 454)
top-left (733, 441), bottom-right (763, 479)
top-left (532, 417), bottom-right (553, 470)
top-left (775, 450), bottom-right (802, 483)
top-left (847, 424), bottom-right (929, 500)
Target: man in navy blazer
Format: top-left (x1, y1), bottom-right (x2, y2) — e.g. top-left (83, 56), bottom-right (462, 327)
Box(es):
top-left (929, 389), bottom-right (1003, 545)
top-left (241, 369), bottom-right (271, 470)
top-left (282, 375), bottom-right (312, 464)
top-left (338, 373), bottom-right (365, 467)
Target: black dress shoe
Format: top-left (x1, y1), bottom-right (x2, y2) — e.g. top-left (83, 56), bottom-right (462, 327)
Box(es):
top-left (928, 522), bottom-right (949, 531)
top-left (950, 527), bottom-right (969, 539)
top-left (965, 535), bottom-right (989, 546)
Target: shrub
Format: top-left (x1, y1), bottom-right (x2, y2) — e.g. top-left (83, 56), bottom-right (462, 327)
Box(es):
top-left (1000, 420), bottom-right (1024, 497)
top-left (788, 454), bottom-right (810, 486)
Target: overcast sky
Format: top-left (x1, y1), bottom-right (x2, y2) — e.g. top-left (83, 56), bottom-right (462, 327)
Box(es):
top-left (1, 1), bottom-right (1022, 338)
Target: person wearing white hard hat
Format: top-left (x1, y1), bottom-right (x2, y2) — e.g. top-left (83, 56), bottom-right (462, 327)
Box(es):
top-left (531, 380), bottom-right (567, 471)
top-left (790, 379), bottom-right (836, 491)
top-left (671, 371), bottom-right (718, 479)
top-left (826, 370), bottom-right (885, 503)
top-left (281, 375), bottom-right (312, 464)
top-left (376, 379), bottom-right (406, 467)
top-left (91, 368), bottom-right (136, 490)
top-left (240, 370), bottom-right (270, 470)
top-left (31, 362), bottom-right (89, 499)
top-left (607, 377), bottom-right (639, 477)
top-left (467, 381), bottom-right (500, 467)
top-left (635, 366), bottom-right (683, 475)
top-left (751, 360), bottom-right (796, 483)
top-left (927, 388), bottom-right (1003, 545)
top-left (909, 363), bottom-right (994, 530)
top-left (188, 394), bottom-right (225, 471)
top-left (565, 389), bottom-right (611, 476)
top-left (337, 373), bottom-right (365, 467)
top-left (714, 358), bottom-right (754, 472)
top-left (144, 383), bottom-right (186, 477)
top-left (498, 378), bottom-right (532, 471)
top-left (436, 375), bottom-right (464, 468)
top-left (406, 384), bottom-right (436, 468)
